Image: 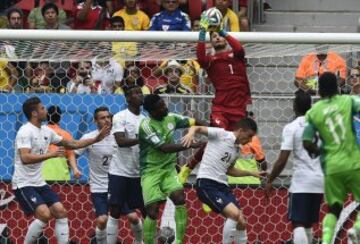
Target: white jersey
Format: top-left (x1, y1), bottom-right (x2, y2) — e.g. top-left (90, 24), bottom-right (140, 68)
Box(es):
top-left (281, 116), bottom-right (324, 193)
top-left (12, 122), bottom-right (63, 189)
top-left (92, 59), bottom-right (123, 94)
top-left (197, 128), bottom-right (240, 185)
top-left (75, 130), bottom-right (116, 193)
top-left (110, 109), bottom-right (145, 177)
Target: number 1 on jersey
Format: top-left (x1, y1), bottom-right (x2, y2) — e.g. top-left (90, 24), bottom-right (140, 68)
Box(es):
top-left (228, 64), bottom-right (234, 74)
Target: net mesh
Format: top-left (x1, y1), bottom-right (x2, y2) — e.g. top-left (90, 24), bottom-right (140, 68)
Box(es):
top-left (0, 37), bottom-right (358, 243)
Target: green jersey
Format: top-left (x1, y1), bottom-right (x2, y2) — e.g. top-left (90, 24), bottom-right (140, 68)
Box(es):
top-left (139, 113), bottom-right (195, 175)
top-left (303, 95), bottom-right (360, 175)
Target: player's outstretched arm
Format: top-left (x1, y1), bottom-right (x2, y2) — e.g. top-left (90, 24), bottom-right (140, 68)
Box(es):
top-left (264, 150), bottom-right (291, 198)
top-left (197, 16), bottom-right (211, 67)
top-left (19, 147), bottom-right (65, 165)
top-left (227, 166), bottom-right (267, 178)
top-left (114, 132), bottom-right (139, 147)
top-left (302, 122), bottom-right (320, 158)
top-left (59, 125), bottom-right (111, 149)
top-left (158, 142), bottom-right (204, 154)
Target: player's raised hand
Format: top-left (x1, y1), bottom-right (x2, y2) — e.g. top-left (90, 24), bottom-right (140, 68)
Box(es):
top-left (181, 128), bottom-right (196, 148)
top-left (95, 124), bottom-right (111, 142)
top-left (190, 141), bottom-right (206, 149)
top-left (199, 15), bottom-right (210, 32)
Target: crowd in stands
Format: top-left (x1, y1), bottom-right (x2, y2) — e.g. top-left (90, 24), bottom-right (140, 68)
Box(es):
top-left (0, 0), bottom-right (358, 95)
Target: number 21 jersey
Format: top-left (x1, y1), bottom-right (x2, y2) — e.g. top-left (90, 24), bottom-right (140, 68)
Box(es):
top-left (197, 127), bottom-right (240, 185)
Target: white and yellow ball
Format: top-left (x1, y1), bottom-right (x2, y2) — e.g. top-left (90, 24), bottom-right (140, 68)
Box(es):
top-left (203, 7), bottom-right (223, 31)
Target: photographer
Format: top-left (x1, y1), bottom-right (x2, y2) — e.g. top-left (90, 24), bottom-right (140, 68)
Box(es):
top-left (67, 61), bottom-right (97, 94)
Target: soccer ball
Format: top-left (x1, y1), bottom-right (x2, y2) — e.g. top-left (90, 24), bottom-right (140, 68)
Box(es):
top-left (203, 7), bottom-right (223, 30)
top-left (157, 226), bottom-right (175, 244)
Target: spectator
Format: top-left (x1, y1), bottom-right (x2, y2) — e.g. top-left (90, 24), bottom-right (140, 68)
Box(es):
top-left (349, 66), bottom-right (360, 87)
top-left (0, 59), bottom-right (18, 92)
top-left (42, 105), bottom-right (81, 181)
top-left (25, 76), bottom-right (51, 93)
top-left (42, 2), bottom-right (70, 29)
top-left (154, 60), bottom-right (192, 94)
top-left (215, 0), bottom-right (240, 32)
top-left (238, 0), bottom-right (250, 31)
top-left (67, 61), bottom-right (97, 94)
top-left (149, 0), bottom-right (191, 31)
top-left (92, 59), bottom-right (124, 94)
top-left (28, 0), bottom-right (67, 29)
top-left (74, 0), bottom-right (112, 30)
top-left (6, 8), bottom-right (23, 29)
top-left (114, 65), bottom-right (151, 94)
top-left (154, 59), bottom-right (201, 92)
top-left (295, 45), bottom-right (346, 93)
top-left (191, 19), bottom-right (200, 31)
top-left (112, 0), bottom-right (150, 30)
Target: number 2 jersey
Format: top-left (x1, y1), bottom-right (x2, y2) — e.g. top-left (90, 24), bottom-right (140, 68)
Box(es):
top-left (76, 131), bottom-right (117, 193)
top-left (197, 35), bottom-right (251, 117)
top-left (197, 127), bottom-right (240, 185)
top-left (303, 95), bottom-right (360, 175)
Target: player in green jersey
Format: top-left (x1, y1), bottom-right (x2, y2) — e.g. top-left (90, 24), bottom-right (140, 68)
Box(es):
top-left (139, 94), bottom-right (203, 244)
top-left (302, 72), bottom-right (360, 244)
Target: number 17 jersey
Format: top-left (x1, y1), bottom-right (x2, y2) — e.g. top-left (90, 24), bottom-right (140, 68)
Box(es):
top-left (303, 95), bottom-right (360, 175)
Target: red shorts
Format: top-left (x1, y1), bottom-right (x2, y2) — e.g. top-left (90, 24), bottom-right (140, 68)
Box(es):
top-left (210, 111), bottom-right (246, 130)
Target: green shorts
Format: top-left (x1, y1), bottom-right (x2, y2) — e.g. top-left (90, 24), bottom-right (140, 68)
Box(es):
top-left (141, 168), bottom-right (183, 206)
top-left (324, 168), bottom-right (360, 207)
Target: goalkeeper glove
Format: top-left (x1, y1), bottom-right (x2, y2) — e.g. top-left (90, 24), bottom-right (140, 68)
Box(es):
top-left (178, 164), bottom-right (192, 184)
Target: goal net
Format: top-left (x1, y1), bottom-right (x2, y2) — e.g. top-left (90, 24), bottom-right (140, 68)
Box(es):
top-left (0, 30), bottom-right (359, 243)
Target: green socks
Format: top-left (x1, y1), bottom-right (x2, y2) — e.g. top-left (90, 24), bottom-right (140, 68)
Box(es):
top-left (322, 213), bottom-right (337, 244)
top-left (143, 217), bottom-right (157, 244)
top-left (175, 205), bottom-right (188, 244)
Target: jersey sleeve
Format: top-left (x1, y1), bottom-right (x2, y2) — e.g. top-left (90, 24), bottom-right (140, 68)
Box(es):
top-left (182, 13), bottom-right (191, 31)
top-left (16, 128), bottom-right (32, 149)
top-left (280, 124), bottom-right (294, 151)
top-left (149, 14), bottom-right (159, 31)
top-left (225, 35), bottom-right (244, 58)
top-left (207, 127), bottom-right (225, 140)
top-left (140, 120), bottom-right (165, 147)
top-left (112, 113), bottom-right (126, 134)
top-left (352, 95), bottom-right (360, 112)
top-left (302, 114), bottom-right (317, 142)
top-left (172, 113), bottom-right (195, 129)
top-left (295, 55), bottom-right (309, 79)
top-left (48, 128), bottom-right (63, 145)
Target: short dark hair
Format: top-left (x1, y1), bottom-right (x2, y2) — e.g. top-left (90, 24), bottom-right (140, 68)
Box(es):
top-left (143, 94), bottom-right (162, 113)
top-left (47, 105), bottom-right (62, 124)
top-left (7, 8), bottom-right (23, 20)
top-left (318, 72), bottom-right (339, 97)
top-left (110, 16), bottom-right (125, 26)
top-left (94, 106), bottom-right (110, 119)
top-left (41, 2), bottom-right (59, 17)
top-left (22, 97), bottom-right (42, 120)
top-left (123, 84), bottom-right (141, 97)
top-left (235, 118), bottom-right (258, 133)
top-left (294, 90), bottom-right (312, 115)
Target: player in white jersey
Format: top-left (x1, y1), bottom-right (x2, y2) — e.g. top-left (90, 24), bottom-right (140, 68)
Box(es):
top-left (265, 91), bottom-right (324, 244)
top-left (92, 59), bottom-right (123, 94)
top-left (106, 85), bottom-right (145, 244)
top-left (12, 96), bottom-right (110, 244)
top-left (75, 107), bottom-right (116, 243)
top-left (181, 118), bottom-right (266, 244)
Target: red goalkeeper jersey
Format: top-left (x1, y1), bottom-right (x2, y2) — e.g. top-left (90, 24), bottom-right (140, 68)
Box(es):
top-left (197, 35), bottom-right (251, 117)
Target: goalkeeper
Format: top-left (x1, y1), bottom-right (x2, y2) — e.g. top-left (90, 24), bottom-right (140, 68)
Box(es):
top-left (179, 12), bottom-right (252, 184)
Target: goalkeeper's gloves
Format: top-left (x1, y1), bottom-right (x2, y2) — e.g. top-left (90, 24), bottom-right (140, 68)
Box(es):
top-left (217, 25), bottom-right (228, 37)
top-left (178, 164), bottom-right (192, 184)
top-left (199, 15), bottom-right (210, 41)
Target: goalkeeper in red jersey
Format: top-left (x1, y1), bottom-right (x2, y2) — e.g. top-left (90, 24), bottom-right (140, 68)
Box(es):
top-left (179, 14), bottom-right (252, 183)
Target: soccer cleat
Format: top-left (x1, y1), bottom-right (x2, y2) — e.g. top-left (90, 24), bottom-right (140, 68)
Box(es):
top-left (202, 203), bottom-right (212, 214)
top-left (348, 227), bottom-right (360, 244)
top-left (178, 165), bottom-right (191, 184)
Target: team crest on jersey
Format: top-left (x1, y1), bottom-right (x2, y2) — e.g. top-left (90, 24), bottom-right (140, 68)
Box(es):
top-left (31, 196), bottom-right (37, 203)
top-left (167, 123), bottom-right (174, 130)
top-left (228, 53), bottom-right (234, 58)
